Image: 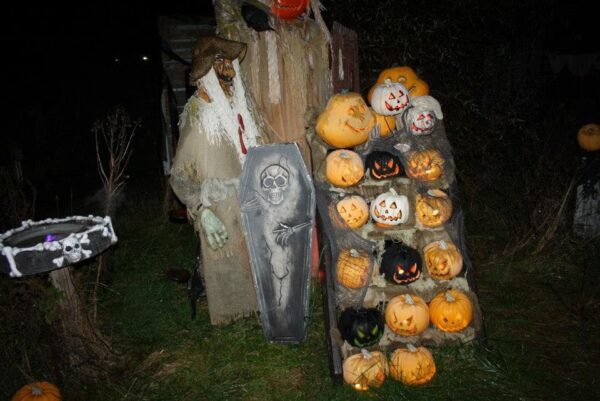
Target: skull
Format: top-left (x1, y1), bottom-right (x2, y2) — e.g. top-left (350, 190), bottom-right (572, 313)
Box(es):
top-left (62, 236), bottom-right (83, 264)
top-left (261, 164), bottom-right (289, 205)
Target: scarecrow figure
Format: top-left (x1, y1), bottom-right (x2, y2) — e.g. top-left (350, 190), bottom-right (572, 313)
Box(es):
top-left (170, 35), bottom-right (270, 324)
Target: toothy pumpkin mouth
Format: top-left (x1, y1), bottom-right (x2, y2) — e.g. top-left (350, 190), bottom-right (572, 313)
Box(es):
top-left (373, 208), bottom-right (401, 222)
top-left (385, 99), bottom-right (409, 112)
top-left (372, 165), bottom-right (401, 179)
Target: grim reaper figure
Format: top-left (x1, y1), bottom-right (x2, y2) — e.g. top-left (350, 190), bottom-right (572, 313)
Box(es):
top-left (170, 35), bottom-right (271, 325)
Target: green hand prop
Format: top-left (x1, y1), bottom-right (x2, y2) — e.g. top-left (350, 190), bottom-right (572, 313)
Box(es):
top-left (200, 209), bottom-right (228, 250)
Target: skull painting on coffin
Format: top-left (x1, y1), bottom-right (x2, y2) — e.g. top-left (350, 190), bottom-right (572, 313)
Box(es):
top-left (366, 151), bottom-right (403, 180)
top-left (380, 241), bottom-right (422, 285)
top-left (260, 164), bottom-right (290, 205)
top-left (404, 96), bottom-right (443, 136)
top-left (370, 79), bottom-right (410, 116)
top-left (370, 188), bottom-right (409, 228)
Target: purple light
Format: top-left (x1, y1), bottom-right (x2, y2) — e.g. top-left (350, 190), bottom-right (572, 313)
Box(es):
top-left (44, 234), bottom-right (59, 242)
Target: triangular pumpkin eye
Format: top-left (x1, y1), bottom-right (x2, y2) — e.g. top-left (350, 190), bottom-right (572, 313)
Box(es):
top-left (379, 200), bottom-right (386, 208)
top-left (339, 206), bottom-right (347, 213)
top-left (387, 159), bottom-right (394, 168)
top-left (390, 202), bottom-right (397, 209)
top-left (388, 93), bottom-right (396, 100)
top-left (409, 263), bottom-right (417, 273)
top-left (350, 204), bottom-right (357, 210)
top-left (371, 326), bottom-right (380, 335)
top-left (418, 114), bottom-right (425, 120)
top-left (374, 161), bottom-right (381, 169)
top-left (356, 330), bottom-right (366, 338)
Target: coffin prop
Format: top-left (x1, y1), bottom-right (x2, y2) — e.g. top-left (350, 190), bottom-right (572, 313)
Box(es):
top-left (0, 216), bottom-right (118, 277)
top-left (239, 144), bottom-right (315, 343)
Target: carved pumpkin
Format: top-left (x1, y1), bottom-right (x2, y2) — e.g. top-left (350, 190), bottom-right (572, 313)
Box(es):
top-left (385, 294), bottom-right (429, 336)
top-left (339, 307), bottom-right (385, 347)
top-left (372, 108), bottom-right (396, 137)
top-left (404, 96), bottom-right (443, 136)
top-left (429, 289), bottom-right (473, 332)
top-left (271, 0), bottom-right (309, 20)
top-left (389, 344), bottom-right (436, 385)
top-left (366, 151), bottom-right (403, 180)
top-left (367, 66), bottom-right (429, 104)
top-left (577, 123), bottom-right (600, 152)
top-left (336, 195), bottom-right (369, 229)
top-left (370, 79), bottom-right (410, 116)
top-left (11, 382), bottom-right (61, 401)
top-left (343, 349), bottom-right (389, 391)
top-left (416, 189), bottom-right (452, 228)
top-left (316, 92), bottom-right (375, 148)
top-left (370, 188), bottom-right (409, 228)
top-left (336, 248), bottom-right (371, 289)
top-left (423, 240), bottom-right (463, 280)
top-left (325, 149), bottom-right (364, 188)
top-left (406, 149), bottom-right (445, 181)
top-left (380, 241), bottom-right (422, 285)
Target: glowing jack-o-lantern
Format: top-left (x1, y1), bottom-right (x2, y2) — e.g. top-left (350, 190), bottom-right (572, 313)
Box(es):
top-left (336, 248), bottom-right (371, 289)
top-left (336, 195), bottom-right (370, 229)
top-left (368, 66), bottom-right (429, 104)
top-left (271, 0), bottom-right (309, 20)
top-left (416, 189), bottom-right (453, 228)
top-left (423, 240), bottom-right (463, 280)
top-left (370, 79), bottom-right (410, 116)
top-left (385, 293), bottom-right (430, 336)
top-left (325, 149), bottom-right (364, 187)
top-left (380, 241), bottom-right (422, 285)
top-left (366, 151), bottom-right (403, 180)
top-left (338, 307), bottom-right (385, 348)
top-left (370, 188), bottom-right (409, 228)
top-left (316, 92), bottom-right (375, 149)
top-left (389, 344), bottom-right (436, 385)
top-left (406, 149), bottom-right (445, 181)
top-left (429, 289), bottom-right (473, 332)
top-left (577, 123), bottom-right (600, 152)
top-left (343, 349), bottom-right (389, 391)
top-left (404, 96), bottom-right (443, 136)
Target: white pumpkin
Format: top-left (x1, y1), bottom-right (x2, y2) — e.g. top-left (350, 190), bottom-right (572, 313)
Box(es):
top-left (404, 95), bottom-right (443, 136)
top-left (370, 188), bottom-right (409, 227)
top-left (370, 79), bottom-right (410, 116)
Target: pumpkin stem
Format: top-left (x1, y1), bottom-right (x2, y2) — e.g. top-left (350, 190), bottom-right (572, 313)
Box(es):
top-left (360, 348), bottom-right (372, 359)
top-left (31, 384), bottom-right (43, 396)
top-left (350, 249), bottom-right (359, 257)
top-left (439, 240), bottom-right (448, 250)
top-left (404, 294), bottom-right (415, 305)
top-left (384, 78), bottom-right (392, 84)
top-left (445, 291), bottom-right (455, 302)
top-left (389, 188), bottom-right (397, 195)
top-left (407, 344), bottom-right (417, 353)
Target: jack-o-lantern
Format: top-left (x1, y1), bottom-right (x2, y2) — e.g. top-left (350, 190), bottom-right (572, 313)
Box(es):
top-left (404, 96), bottom-right (443, 136)
top-left (336, 248), bottom-right (371, 289)
top-left (368, 66), bottom-right (429, 104)
top-left (406, 149), bottom-right (445, 181)
top-left (339, 307), bottom-right (385, 348)
top-left (336, 195), bottom-right (369, 229)
top-left (366, 151), bottom-right (403, 180)
top-left (423, 240), bottom-right (463, 280)
top-left (429, 289), bottom-right (473, 332)
top-left (370, 79), bottom-right (410, 116)
top-left (11, 382), bottom-right (61, 401)
top-left (372, 108), bottom-right (396, 137)
top-left (343, 349), bottom-right (389, 391)
top-left (380, 241), bottom-right (422, 285)
top-left (325, 149), bottom-right (364, 187)
top-left (370, 188), bottom-right (409, 228)
top-left (271, 0), bottom-right (309, 20)
top-left (316, 92), bottom-right (375, 148)
top-left (577, 123), bottom-right (600, 152)
top-left (385, 293), bottom-right (429, 336)
top-left (389, 344), bottom-right (436, 385)
top-left (416, 189), bottom-right (452, 228)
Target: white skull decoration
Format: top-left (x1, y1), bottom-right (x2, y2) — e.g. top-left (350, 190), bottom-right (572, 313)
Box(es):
top-left (261, 164), bottom-right (289, 205)
top-left (62, 236), bottom-right (84, 263)
top-left (404, 95), bottom-right (443, 135)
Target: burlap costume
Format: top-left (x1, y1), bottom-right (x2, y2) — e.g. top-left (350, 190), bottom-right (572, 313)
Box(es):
top-left (170, 36), bottom-right (270, 324)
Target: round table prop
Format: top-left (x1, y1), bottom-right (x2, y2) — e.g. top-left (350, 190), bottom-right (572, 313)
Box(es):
top-left (0, 215), bottom-right (118, 277)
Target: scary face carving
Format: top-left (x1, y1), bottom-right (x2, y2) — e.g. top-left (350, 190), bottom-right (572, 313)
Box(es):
top-left (380, 241), bottom-right (422, 285)
top-left (260, 164), bottom-right (289, 205)
top-left (406, 149), bottom-right (445, 181)
top-left (384, 294), bottom-right (430, 336)
top-left (415, 189), bottom-right (453, 228)
top-left (366, 151), bottom-right (403, 180)
top-left (213, 54), bottom-right (236, 96)
top-left (370, 189), bottom-right (409, 228)
top-left (423, 240), bottom-right (463, 280)
top-left (370, 79), bottom-right (410, 116)
top-left (367, 66), bottom-right (430, 104)
top-left (404, 95), bottom-right (443, 136)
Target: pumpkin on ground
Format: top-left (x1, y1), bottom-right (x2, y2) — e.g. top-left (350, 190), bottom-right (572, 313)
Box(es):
top-left (385, 293), bottom-right (429, 336)
top-left (370, 79), bottom-right (410, 116)
top-left (336, 248), bottom-right (371, 289)
top-left (367, 66), bottom-right (429, 104)
top-left (577, 123), bottom-right (600, 152)
top-left (343, 349), bottom-right (389, 391)
top-left (11, 382), bottom-right (61, 401)
top-left (370, 188), bottom-right (409, 228)
top-left (389, 344), bottom-right (436, 385)
top-left (380, 241), bottom-right (422, 285)
top-left (415, 189), bottom-right (453, 228)
top-left (336, 195), bottom-right (369, 229)
top-left (406, 149), bottom-right (445, 181)
top-left (429, 288), bottom-right (473, 332)
top-left (315, 92), bottom-right (375, 148)
top-left (366, 151), bottom-right (403, 180)
top-left (325, 149), bottom-right (364, 187)
top-left (423, 240), bottom-right (463, 280)
top-left (338, 307), bottom-right (385, 347)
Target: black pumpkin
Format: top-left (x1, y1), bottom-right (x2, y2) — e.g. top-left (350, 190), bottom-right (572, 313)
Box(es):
top-left (366, 151), bottom-right (403, 180)
top-left (379, 241), bottom-right (422, 284)
top-left (338, 307), bottom-right (384, 348)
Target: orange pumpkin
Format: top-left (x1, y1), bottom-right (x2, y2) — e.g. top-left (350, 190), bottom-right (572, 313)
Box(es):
top-left (271, 0), bottom-right (309, 20)
top-left (336, 195), bottom-right (370, 229)
top-left (343, 349), bottom-right (389, 391)
top-left (371, 107), bottom-right (396, 137)
top-left (336, 248), bottom-right (371, 289)
top-left (429, 289), bottom-right (473, 332)
top-left (577, 123), bottom-right (600, 151)
top-left (423, 240), bottom-right (463, 280)
top-left (385, 294), bottom-right (429, 336)
top-left (415, 189), bottom-right (453, 228)
top-left (316, 92), bottom-right (375, 148)
top-left (367, 66), bottom-right (429, 104)
top-left (11, 382), bottom-right (61, 401)
top-left (325, 149), bottom-right (365, 187)
top-left (389, 344), bottom-right (436, 385)
top-left (406, 149), bottom-right (445, 181)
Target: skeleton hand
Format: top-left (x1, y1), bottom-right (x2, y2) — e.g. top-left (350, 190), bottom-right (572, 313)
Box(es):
top-left (200, 209), bottom-right (228, 250)
top-left (240, 195), bottom-right (261, 211)
top-left (273, 221), bottom-right (310, 246)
